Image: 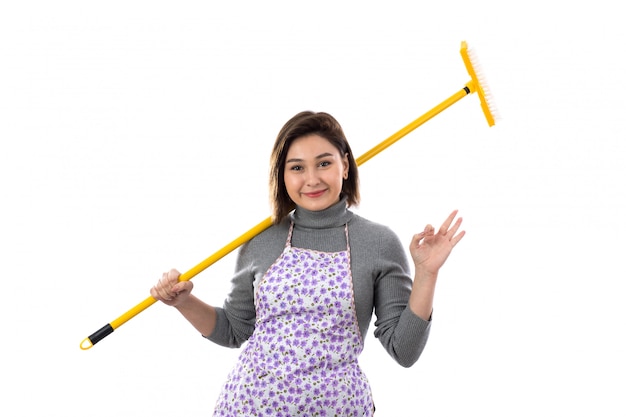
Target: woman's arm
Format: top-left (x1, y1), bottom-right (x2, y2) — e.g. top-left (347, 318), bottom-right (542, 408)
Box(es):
top-left (408, 210), bottom-right (465, 320)
top-left (150, 268), bottom-right (217, 337)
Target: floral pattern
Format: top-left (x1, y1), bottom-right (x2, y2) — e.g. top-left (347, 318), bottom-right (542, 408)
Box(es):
top-left (213, 224), bottom-right (373, 416)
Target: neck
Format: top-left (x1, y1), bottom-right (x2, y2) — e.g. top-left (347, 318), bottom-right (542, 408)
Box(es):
top-left (291, 197), bottom-right (353, 229)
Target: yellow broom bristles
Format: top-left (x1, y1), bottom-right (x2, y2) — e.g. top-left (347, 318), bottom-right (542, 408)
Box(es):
top-left (460, 41), bottom-right (499, 127)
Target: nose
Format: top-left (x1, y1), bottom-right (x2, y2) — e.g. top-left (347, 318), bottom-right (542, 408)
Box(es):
top-left (304, 169), bottom-right (320, 186)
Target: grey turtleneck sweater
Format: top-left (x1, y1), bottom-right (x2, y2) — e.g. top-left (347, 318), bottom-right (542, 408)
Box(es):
top-left (207, 198), bottom-right (431, 368)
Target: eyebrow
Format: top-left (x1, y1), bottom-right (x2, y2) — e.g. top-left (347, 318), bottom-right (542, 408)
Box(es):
top-left (286, 152), bottom-right (334, 164)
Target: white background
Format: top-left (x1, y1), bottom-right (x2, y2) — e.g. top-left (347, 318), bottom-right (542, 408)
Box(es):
top-left (1, 1), bottom-right (624, 416)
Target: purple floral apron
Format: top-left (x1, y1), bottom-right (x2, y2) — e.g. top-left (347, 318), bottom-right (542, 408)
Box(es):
top-left (213, 222), bottom-right (374, 416)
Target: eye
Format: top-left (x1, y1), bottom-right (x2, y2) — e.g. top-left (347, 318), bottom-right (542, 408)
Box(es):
top-left (288, 165), bottom-right (303, 171)
top-left (319, 160), bottom-right (331, 167)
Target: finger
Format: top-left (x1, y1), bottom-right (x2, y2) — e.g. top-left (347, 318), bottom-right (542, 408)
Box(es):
top-left (167, 268), bottom-right (181, 284)
top-left (149, 286), bottom-right (159, 300)
top-left (157, 272), bottom-right (177, 300)
top-left (451, 230), bottom-right (466, 247)
top-left (447, 216), bottom-right (463, 238)
top-left (438, 210), bottom-right (459, 235)
top-left (152, 283), bottom-right (172, 301)
top-left (411, 231), bottom-right (425, 246)
top-left (175, 280), bottom-right (193, 295)
top-left (164, 269), bottom-right (183, 296)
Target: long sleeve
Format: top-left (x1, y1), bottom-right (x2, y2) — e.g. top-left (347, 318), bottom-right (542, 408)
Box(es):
top-left (371, 231), bottom-right (431, 367)
top-left (205, 247), bottom-right (257, 348)
top-left (206, 222), bottom-right (288, 348)
top-left (350, 219), bottom-right (432, 368)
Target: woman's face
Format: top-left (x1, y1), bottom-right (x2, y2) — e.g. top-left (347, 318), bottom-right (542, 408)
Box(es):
top-left (283, 134), bottom-right (349, 212)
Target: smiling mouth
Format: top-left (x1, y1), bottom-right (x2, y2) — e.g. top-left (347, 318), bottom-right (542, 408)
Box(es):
top-left (303, 190), bottom-right (326, 198)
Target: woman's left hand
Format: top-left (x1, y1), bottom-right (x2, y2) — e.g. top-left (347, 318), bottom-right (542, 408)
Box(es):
top-left (410, 210), bottom-right (465, 275)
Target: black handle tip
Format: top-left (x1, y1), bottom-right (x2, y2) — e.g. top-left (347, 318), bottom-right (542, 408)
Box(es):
top-left (80, 324), bottom-right (114, 350)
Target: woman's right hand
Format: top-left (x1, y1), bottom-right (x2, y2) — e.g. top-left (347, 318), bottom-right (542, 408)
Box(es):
top-left (150, 268), bottom-right (194, 307)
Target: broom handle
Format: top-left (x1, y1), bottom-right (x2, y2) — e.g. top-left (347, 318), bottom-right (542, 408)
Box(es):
top-left (356, 86), bottom-right (471, 165)
top-left (80, 84), bottom-right (473, 350)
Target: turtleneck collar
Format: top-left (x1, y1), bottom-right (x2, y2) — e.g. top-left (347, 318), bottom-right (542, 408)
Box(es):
top-left (290, 196), bottom-right (354, 229)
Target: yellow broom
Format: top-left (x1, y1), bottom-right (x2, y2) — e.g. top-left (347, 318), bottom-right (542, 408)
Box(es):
top-left (80, 41), bottom-right (498, 350)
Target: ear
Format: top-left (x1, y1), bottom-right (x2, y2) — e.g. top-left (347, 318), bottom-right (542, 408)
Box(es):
top-left (342, 153), bottom-right (349, 179)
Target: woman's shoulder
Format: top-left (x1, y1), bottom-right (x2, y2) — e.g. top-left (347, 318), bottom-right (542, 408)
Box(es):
top-left (241, 217), bottom-right (290, 252)
top-left (349, 213), bottom-right (408, 266)
top-left (350, 213), bottom-right (400, 243)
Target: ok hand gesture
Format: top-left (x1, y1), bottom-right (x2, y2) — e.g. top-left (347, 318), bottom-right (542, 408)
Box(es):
top-left (410, 210), bottom-right (465, 276)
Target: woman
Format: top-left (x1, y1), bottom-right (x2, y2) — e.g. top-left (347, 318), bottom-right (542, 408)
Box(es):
top-left (151, 111), bottom-right (465, 416)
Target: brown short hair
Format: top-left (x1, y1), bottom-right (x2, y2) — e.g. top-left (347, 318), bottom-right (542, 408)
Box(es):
top-left (269, 111), bottom-right (360, 223)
